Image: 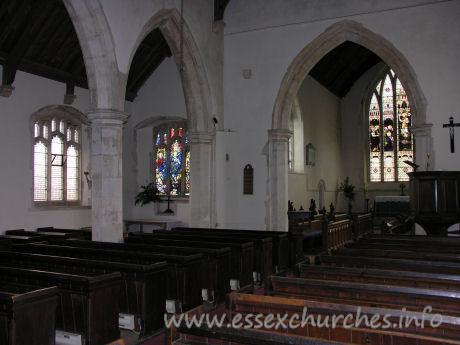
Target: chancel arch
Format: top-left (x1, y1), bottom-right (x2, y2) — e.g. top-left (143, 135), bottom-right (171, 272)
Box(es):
top-left (268, 20), bottom-right (430, 231)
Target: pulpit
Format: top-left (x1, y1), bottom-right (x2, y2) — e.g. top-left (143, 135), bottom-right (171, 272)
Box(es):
top-left (409, 171), bottom-right (460, 235)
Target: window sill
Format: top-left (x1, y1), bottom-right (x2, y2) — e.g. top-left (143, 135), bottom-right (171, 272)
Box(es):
top-left (157, 196), bottom-right (189, 202)
top-left (32, 203), bottom-right (91, 211)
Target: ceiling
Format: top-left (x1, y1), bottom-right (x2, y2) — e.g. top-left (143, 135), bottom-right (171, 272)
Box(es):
top-left (309, 41), bottom-right (383, 98)
top-left (0, 0), bottom-right (231, 102)
top-left (0, 1), bottom-right (378, 101)
top-left (0, 0), bottom-right (87, 92)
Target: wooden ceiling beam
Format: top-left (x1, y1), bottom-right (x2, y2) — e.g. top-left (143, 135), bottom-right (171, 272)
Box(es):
top-left (0, 0), bottom-right (30, 44)
top-left (33, 11), bottom-right (70, 62)
top-left (18, 58), bottom-right (87, 89)
top-left (2, 1), bottom-right (56, 86)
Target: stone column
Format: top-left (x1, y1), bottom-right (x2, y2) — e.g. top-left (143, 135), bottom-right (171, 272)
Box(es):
top-left (411, 123), bottom-right (433, 171)
top-left (188, 131), bottom-right (214, 228)
top-left (266, 129), bottom-right (292, 232)
top-left (87, 109), bottom-right (129, 242)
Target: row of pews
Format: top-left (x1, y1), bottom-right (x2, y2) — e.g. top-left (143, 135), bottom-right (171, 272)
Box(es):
top-left (0, 214), bottom-right (373, 345)
top-left (170, 232), bottom-right (460, 345)
top-left (0, 224), bottom-right (302, 345)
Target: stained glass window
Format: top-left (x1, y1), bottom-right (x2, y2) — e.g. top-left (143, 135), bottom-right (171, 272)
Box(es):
top-left (156, 147), bottom-right (167, 194)
top-left (33, 116), bottom-right (81, 203)
top-left (368, 69), bottom-right (415, 182)
top-left (153, 123), bottom-right (190, 197)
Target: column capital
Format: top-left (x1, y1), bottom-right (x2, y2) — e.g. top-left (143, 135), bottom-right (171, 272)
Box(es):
top-left (268, 129), bottom-right (292, 142)
top-left (87, 108), bottom-right (130, 126)
top-left (0, 84), bottom-right (14, 97)
top-left (188, 131), bottom-right (215, 144)
top-left (411, 123), bottom-right (432, 137)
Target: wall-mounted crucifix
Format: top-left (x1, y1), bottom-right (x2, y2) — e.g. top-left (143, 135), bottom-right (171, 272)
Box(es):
top-left (443, 116), bottom-right (460, 153)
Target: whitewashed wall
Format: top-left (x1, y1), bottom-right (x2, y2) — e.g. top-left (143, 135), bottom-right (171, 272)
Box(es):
top-left (0, 68), bottom-right (92, 233)
top-left (222, 0), bottom-right (460, 229)
top-left (288, 76), bottom-right (341, 211)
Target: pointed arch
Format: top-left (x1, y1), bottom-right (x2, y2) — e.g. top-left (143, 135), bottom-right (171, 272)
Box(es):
top-left (62, 0), bottom-right (125, 110)
top-left (272, 20), bottom-right (427, 131)
top-left (126, 8), bottom-right (213, 133)
top-left (267, 20), bottom-right (430, 231)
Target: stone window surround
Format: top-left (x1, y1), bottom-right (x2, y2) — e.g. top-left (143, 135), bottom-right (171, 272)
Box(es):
top-left (364, 66), bottom-right (416, 184)
top-left (31, 105), bottom-right (90, 209)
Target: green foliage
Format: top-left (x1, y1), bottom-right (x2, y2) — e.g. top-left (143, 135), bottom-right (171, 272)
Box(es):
top-left (339, 176), bottom-right (355, 201)
top-left (135, 182), bottom-right (161, 206)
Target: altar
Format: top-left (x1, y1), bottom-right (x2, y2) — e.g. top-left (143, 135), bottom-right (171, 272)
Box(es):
top-left (373, 196), bottom-right (410, 217)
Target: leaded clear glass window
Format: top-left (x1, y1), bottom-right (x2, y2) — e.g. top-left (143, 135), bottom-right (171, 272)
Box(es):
top-left (368, 69), bottom-right (414, 182)
top-left (153, 123), bottom-right (190, 197)
top-left (34, 117), bottom-right (81, 203)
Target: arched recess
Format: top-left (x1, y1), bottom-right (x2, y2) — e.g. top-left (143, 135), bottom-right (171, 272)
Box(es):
top-left (62, 0), bottom-right (125, 110)
top-left (126, 8), bottom-right (213, 133)
top-left (267, 20), bottom-right (431, 231)
top-left (125, 9), bottom-right (214, 227)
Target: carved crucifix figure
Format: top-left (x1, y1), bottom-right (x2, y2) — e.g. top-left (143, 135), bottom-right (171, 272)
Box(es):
top-left (443, 116), bottom-right (460, 153)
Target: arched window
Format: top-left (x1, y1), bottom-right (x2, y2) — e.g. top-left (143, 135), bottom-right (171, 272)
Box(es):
top-left (368, 69), bottom-right (414, 182)
top-left (153, 123), bottom-right (190, 197)
top-left (34, 117), bottom-right (81, 203)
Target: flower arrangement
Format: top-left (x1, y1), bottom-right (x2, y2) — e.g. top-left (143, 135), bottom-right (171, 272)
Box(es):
top-left (338, 176), bottom-right (355, 214)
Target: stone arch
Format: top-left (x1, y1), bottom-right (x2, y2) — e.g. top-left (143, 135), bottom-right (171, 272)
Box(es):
top-left (267, 20), bottom-right (430, 231)
top-left (126, 8), bottom-right (213, 133)
top-left (62, 0), bottom-right (125, 110)
top-left (31, 105), bottom-right (89, 125)
top-left (272, 20), bottom-right (427, 131)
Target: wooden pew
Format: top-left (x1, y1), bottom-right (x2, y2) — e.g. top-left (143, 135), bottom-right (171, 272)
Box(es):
top-left (365, 233), bottom-right (460, 246)
top-left (351, 213), bottom-right (373, 239)
top-left (350, 238), bottom-right (460, 254)
top-left (269, 275), bottom-right (460, 315)
top-left (0, 234), bottom-right (47, 244)
top-left (166, 301), bottom-right (342, 345)
top-left (13, 242), bottom-right (202, 311)
top-left (0, 265), bottom-right (121, 345)
top-left (176, 228), bottom-right (291, 272)
top-left (336, 247), bottom-right (460, 263)
top-left (5, 229), bottom-right (84, 240)
top-left (37, 226), bottom-right (92, 240)
top-left (170, 325), bottom-right (345, 345)
top-left (0, 250), bottom-right (167, 337)
top-left (127, 234), bottom-right (254, 288)
top-left (297, 263), bottom-right (460, 291)
top-left (164, 228), bottom-right (273, 282)
top-left (50, 238), bottom-right (232, 303)
top-left (0, 286), bottom-right (58, 345)
top-left (226, 293), bottom-right (460, 344)
top-left (318, 254), bottom-right (460, 275)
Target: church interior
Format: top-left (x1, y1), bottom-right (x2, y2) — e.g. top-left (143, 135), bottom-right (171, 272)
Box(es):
top-left (0, 0), bottom-right (459, 344)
